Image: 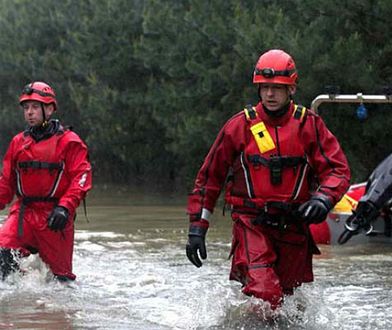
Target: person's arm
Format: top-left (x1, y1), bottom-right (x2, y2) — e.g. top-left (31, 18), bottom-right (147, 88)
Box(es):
top-left (298, 113), bottom-right (351, 223)
top-left (57, 139), bottom-right (92, 215)
top-left (0, 138), bottom-right (18, 208)
top-left (186, 115), bottom-right (241, 267)
top-left (187, 116), bottom-right (241, 224)
top-left (307, 113), bottom-right (351, 205)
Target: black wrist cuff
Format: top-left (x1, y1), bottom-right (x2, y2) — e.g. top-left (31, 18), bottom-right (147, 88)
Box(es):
top-left (188, 224), bottom-right (207, 237)
top-left (313, 195), bottom-right (332, 210)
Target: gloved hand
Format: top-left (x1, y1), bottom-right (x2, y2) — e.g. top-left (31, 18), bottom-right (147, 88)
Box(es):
top-left (47, 206), bottom-right (69, 231)
top-left (186, 220), bottom-right (208, 268)
top-left (298, 195), bottom-right (332, 224)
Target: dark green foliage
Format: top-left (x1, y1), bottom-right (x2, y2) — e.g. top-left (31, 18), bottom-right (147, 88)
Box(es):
top-left (0, 0), bottom-right (391, 189)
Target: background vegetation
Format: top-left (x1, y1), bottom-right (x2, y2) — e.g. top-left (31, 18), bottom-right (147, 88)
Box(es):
top-left (0, 0), bottom-right (391, 193)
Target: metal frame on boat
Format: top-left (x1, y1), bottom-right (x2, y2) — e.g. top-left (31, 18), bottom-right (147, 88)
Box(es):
top-left (311, 92), bottom-right (392, 113)
top-left (310, 92), bottom-right (392, 245)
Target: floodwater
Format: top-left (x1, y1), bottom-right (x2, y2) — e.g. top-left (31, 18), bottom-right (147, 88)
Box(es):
top-left (1, 191), bottom-right (392, 330)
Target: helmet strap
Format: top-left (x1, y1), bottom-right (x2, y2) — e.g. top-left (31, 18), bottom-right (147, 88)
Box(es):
top-left (258, 85), bottom-right (262, 103)
top-left (40, 103), bottom-right (48, 128)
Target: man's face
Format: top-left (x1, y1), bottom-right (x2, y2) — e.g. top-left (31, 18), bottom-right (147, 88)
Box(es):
top-left (22, 100), bottom-right (54, 127)
top-left (259, 83), bottom-right (296, 111)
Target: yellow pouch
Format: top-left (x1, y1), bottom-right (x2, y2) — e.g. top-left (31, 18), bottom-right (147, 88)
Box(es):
top-left (333, 194), bottom-right (358, 213)
top-left (250, 121), bottom-right (276, 154)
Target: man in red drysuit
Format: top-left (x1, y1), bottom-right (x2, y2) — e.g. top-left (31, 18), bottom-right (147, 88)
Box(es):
top-left (185, 49), bottom-right (350, 309)
top-left (0, 81), bottom-right (92, 282)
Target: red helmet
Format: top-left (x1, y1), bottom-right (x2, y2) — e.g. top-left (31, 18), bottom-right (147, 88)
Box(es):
top-left (253, 49), bottom-right (297, 85)
top-left (19, 81), bottom-right (57, 110)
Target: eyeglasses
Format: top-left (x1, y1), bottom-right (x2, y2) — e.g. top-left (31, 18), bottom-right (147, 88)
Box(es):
top-left (21, 86), bottom-right (54, 98)
top-left (255, 68), bottom-right (296, 78)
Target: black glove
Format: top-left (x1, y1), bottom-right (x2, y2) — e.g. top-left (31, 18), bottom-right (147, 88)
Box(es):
top-left (47, 206), bottom-right (69, 231)
top-left (186, 221), bottom-right (208, 268)
top-left (298, 195), bottom-right (332, 224)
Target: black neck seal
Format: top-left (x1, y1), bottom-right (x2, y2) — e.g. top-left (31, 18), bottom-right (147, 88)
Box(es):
top-left (264, 102), bottom-right (290, 118)
top-left (26, 119), bottom-right (62, 142)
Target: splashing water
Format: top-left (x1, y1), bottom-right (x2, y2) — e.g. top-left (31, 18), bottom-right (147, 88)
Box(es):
top-left (1, 206), bottom-right (392, 329)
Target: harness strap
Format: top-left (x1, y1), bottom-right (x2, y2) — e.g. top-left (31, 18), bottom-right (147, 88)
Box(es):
top-left (247, 154), bottom-right (306, 167)
top-left (292, 104), bottom-right (307, 122)
top-left (232, 200), bottom-right (301, 213)
top-left (254, 68), bottom-right (296, 78)
top-left (247, 154), bottom-right (306, 185)
top-left (82, 198), bottom-right (90, 223)
top-left (244, 104), bottom-right (257, 120)
top-left (18, 197), bottom-right (58, 237)
top-left (17, 161), bottom-right (63, 170)
top-left (250, 202), bottom-right (304, 232)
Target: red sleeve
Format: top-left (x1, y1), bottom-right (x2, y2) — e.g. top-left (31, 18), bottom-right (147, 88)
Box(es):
top-left (305, 113), bottom-right (351, 205)
top-left (0, 137), bottom-right (18, 208)
top-left (58, 139), bottom-right (92, 214)
top-left (187, 113), bottom-right (244, 220)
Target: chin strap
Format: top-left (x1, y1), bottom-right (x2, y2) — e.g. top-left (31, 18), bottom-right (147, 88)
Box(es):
top-left (41, 103), bottom-right (48, 127)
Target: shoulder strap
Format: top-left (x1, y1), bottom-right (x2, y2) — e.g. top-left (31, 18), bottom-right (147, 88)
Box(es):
top-left (292, 104), bottom-right (308, 123)
top-left (243, 104), bottom-right (276, 154)
top-left (244, 104), bottom-right (258, 121)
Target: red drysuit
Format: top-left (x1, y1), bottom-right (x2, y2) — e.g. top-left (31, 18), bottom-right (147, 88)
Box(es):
top-left (0, 124), bottom-right (92, 280)
top-left (187, 101), bottom-right (350, 308)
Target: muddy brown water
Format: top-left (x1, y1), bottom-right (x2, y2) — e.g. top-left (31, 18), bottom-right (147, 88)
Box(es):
top-left (1, 192), bottom-right (392, 329)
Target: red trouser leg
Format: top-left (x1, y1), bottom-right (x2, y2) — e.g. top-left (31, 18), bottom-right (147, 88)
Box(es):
top-left (267, 220), bottom-right (318, 292)
top-left (0, 207), bottom-right (76, 280)
top-left (242, 266), bottom-right (283, 309)
top-left (0, 209), bottom-right (33, 255)
top-left (229, 215), bottom-right (283, 309)
top-left (37, 224), bottom-right (76, 280)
